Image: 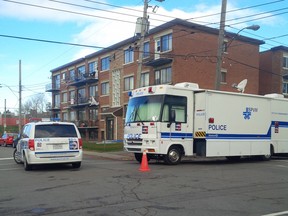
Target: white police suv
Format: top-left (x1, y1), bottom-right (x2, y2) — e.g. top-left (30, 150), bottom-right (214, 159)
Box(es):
top-left (14, 121), bottom-right (82, 170)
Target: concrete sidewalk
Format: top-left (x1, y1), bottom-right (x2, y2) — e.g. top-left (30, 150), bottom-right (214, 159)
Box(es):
top-left (83, 150), bottom-right (134, 161)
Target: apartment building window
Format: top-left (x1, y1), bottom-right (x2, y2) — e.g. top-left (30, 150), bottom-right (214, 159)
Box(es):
top-left (70, 90), bottom-right (75, 104)
top-left (283, 80), bottom-right (288, 94)
top-left (70, 111), bottom-right (76, 121)
top-left (283, 55), bottom-right (288, 68)
top-left (155, 67), bottom-right (172, 85)
top-left (88, 61), bottom-right (96, 73)
top-left (79, 110), bottom-right (85, 121)
top-left (54, 74), bottom-right (60, 89)
top-left (62, 92), bottom-right (67, 103)
top-left (89, 108), bottom-right (98, 121)
top-left (143, 41), bottom-right (150, 58)
top-left (124, 48), bottom-right (134, 64)
top-left (221, 68), bottom-right (227, 83)
top-left (89, 85), bottom-right (98, 97)
top-left (54, 94), bottom-right (60, 108)
top-left (78, 88), bottom-right (86, 103)
top-left (141, 72), bottom-right (149, 87)
top-left (69, 69), bottom-right (75, 80)
top-left (62, 112), bottom-right (68, 121)
top-left (124, 76), bottom-right (134, 91)
top-left (101, 82), bottom-right (109, 95)
top-left (101, 56), bottom-right (110, 71)
top-left (77, 65), bottom-right (85, 78)
top-left (62, 72), bottom-right (66, 81)
top-left (161, 33), bottom-right (172, 52)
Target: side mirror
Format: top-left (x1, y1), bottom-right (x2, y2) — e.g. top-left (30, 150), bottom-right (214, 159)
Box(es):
top-left (167, 110), bottom-right (176, 128)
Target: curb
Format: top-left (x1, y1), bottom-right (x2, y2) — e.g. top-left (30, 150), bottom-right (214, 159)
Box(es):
top-left (84, 150), bottom-right (134, 161)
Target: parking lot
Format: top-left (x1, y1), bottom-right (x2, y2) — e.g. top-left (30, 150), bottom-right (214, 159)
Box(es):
top-left (1, 146), bottom-right (288, 216)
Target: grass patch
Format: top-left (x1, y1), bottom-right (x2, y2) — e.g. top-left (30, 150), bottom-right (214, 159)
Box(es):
top-left (83, 141), bottom-right (123, 152)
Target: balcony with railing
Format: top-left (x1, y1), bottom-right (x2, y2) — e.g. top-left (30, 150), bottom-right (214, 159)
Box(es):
top-left (45, 83), bottom-right (60, 92)
top-left (143, 54), bottom-right (173, 68)
top-left (69, 96), bottom-right (99, 109)
top-left (67, 72), bottom-right (98, 87)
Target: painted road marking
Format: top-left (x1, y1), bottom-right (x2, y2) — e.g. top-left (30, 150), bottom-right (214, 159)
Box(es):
top-left (0, 168), bottom-right (22, 171)
top-left (262, 210), bottom-right (288, 216)
top-left (0, 157), bottom-right (13, 160)
top-left (276, 165), bottom-right (288, 168)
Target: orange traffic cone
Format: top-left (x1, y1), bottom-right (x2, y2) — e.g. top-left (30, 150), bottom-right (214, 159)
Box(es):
top-left (139, 150), bottom-right (150, 172)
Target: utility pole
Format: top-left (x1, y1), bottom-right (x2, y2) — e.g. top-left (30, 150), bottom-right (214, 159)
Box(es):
top-left (135, 0), bottom-right (149, 88)
top-left (19, 60), bottom-right (22, 133)
top-left (215, 0), bottom-right (227, 90)
top-left (4, 99), bottom-right (6, 132)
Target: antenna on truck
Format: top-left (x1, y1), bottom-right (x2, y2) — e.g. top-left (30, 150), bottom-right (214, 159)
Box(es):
top-left (232, 79), bottom-right (247, 93)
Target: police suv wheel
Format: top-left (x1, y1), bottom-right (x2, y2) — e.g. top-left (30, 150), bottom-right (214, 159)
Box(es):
top-left (23, 154), bottom-right (32, 171)
top-left (13, 149), bottom-right (23, 164)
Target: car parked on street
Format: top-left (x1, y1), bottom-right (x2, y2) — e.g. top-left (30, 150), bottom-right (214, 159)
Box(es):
top-left (0, 133), bottom-right (18, 147)
top-left (13, 121), bottom-right (83, 170)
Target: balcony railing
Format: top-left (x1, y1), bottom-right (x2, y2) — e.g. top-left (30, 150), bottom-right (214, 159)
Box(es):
top-left (67, 72), bottom-right (98, 87)
top-left (45, 83), bottom-right (60, 92)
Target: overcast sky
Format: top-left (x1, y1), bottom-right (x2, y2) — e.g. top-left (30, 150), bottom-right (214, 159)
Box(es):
top-left (0, 0), bottom-right (287, 113)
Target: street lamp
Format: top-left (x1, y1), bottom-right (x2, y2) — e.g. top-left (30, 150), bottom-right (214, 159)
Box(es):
top-left (226, 25), bottom-right (260, 49)
top-left (215, 24), bottom-right (260, 90)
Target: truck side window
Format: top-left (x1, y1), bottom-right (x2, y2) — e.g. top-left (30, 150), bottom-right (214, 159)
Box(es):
top-left (171, 105), bottom-right (185, 122)
top-left (161, 95), bottom-right (187, 123)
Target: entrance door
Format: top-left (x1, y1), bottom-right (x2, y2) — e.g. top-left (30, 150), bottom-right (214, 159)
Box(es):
top-left (106, 118), bottom-right (114, 140)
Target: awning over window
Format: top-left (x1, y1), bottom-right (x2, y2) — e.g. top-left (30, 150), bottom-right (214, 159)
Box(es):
top-left (101, 107), bottom-right (123, 117)
top-left (144, 58), bottom-right (173, 67)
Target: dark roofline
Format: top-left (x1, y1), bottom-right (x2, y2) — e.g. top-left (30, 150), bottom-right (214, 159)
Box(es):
top-left (270, 45), bottom-right (288, 52)
top-left (51, 18), bottom-right (264, 72)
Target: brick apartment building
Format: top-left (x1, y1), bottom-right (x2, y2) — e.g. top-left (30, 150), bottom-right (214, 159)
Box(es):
top-left (259, 46), bottom-right (288, 96)
top-left (47, 18), bottom-right (264, 142)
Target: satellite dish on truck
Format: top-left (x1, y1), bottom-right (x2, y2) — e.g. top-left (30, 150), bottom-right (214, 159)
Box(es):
top-left (232, 79), bottom-right (247, 93)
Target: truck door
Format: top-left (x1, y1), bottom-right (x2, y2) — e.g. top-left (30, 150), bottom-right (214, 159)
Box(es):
top-left (160, 95), bottom-right (193, 155)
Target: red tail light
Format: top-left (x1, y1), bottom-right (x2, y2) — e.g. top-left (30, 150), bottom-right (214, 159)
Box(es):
top-left (28, 139), bottom-right (35, 151)
top-left (78, 138), bottom-right (83, 149)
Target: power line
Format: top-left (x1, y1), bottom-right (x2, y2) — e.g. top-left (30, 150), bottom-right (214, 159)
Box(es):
top-left (0, 34), bottom-right (106, 49)
top-left (49, 0), bottom-right (142, 19)
top-left (227, 10), bottom-right (288, 26)
top-left (186, 0), bottom-right (285, 21)
top-left (3, 0), bottom-right (288, 42)
top-left (3, 0), bottom-right (136, 24)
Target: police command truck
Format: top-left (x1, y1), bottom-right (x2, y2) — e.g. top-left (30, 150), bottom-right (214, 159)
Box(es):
top-left (124, 82), bottom-right (288, 165)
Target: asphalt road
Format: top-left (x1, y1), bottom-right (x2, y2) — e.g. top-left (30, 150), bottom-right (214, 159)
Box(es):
top-left (1, 146), bottom-right (288, 216)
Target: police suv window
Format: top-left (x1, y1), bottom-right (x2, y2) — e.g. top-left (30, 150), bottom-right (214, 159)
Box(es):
top-left (162, 95), bottom-right (187, 123)
top-left (35, 124), bottom-right (78, 138)
top-left (22, 125), bottom-right (31, 138)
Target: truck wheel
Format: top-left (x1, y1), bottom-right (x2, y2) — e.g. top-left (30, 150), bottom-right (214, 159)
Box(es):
top-left (134, 153), bottom-right (142, 163)
top-left (164, 147), bottom-right (182, 165)
top-left (261, 145), bottom-right (273, 161)
top-left (72, 162), bottom-right (81, 169)
top-left (23, 153), bottom-right (32, 171)
top-left (13, 149), bottom-right (23, 164)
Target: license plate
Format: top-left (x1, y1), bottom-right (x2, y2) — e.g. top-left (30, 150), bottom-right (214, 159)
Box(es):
top-left (53, 144), bottom-right (63, 150)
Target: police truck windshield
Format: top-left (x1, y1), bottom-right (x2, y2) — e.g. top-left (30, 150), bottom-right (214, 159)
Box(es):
top-left (125, 95), bottom-right (164, 123)
top-left (125, 94), bottom-right (187, 123)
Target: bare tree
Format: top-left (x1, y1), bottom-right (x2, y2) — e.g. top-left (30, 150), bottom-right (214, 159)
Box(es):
top-left (22, 93), bottom-right (48, 115)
